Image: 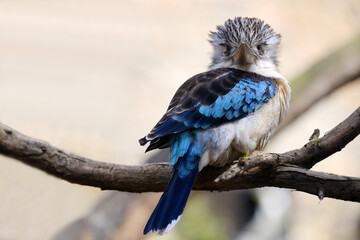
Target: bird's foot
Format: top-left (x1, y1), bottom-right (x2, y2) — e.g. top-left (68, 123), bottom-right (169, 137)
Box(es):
top-left (243, 149), bottom-right (251, 158)
top-left (251, 150), bottom-right (265, 157)
top-left (244, 149), bottom-right (265, 158)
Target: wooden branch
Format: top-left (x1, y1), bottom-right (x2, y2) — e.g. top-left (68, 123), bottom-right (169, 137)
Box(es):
top-left (0, 107), bottom-right (359, 201)
top-left (274, 166), bottom-right (360, 202)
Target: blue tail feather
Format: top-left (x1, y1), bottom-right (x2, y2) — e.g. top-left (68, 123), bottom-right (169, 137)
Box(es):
top-left (143, 157), bottom-right (199, 235)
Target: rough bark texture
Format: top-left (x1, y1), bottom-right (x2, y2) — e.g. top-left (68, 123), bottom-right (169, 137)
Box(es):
top-left (0, 107), bottom-right (359, 202)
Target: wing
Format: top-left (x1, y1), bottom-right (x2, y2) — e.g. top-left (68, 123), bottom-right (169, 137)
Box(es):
top-left (139, 68), bottom-right (277, 151)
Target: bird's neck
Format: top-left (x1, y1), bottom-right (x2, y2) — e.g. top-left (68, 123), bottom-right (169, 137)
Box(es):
top-left (209, 60), bottom-right (281, 79)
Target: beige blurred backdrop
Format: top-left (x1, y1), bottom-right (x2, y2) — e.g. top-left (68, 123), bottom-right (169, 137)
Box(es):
top-left (0, 0), bottom-right (360, 239)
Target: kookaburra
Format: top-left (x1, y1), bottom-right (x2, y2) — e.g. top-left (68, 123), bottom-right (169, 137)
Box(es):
top-left (140, 17), bottom-right (291, 235)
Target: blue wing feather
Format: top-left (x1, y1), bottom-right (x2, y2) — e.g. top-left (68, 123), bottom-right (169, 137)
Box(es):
top-left (142, 68), bottom-right (277, 150)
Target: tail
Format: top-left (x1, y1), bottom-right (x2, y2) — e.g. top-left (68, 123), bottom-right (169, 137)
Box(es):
top-left (143, 157), bottom-right (199, 235)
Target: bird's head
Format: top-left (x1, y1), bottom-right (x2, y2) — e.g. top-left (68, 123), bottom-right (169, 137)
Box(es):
top-left (209, 17), bottom-right (281, 73)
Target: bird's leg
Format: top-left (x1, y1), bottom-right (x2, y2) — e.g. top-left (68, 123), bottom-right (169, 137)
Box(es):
top-left (244, 149), bottom-right (251, 158)
top-left (231, 142), bottom-right (248, 158)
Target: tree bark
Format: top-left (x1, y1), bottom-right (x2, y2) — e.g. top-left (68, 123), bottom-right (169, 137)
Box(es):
top-left (0, 107), bottom-right (359, 202)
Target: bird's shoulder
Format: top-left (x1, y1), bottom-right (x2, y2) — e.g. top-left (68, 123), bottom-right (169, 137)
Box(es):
top-left (169, 67), bottom-right (277, 112)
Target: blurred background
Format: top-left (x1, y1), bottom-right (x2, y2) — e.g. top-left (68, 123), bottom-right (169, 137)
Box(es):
top-left (0, 0), bottom-right (360, 239)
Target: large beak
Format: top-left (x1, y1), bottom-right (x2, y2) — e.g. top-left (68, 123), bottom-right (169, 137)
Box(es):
top-left (233, 43), bottom-right (257, 66)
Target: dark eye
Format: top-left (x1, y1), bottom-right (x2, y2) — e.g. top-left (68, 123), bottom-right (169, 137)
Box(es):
top-left (219, 43), bottom-right (231, 56)
top-left (256, 44), bottom-right (264, 54)
top-left (223, 45), bottom-right (231, 56)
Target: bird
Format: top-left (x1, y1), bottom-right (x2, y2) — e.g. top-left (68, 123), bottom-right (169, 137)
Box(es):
top-left (139, 17), bottom-right (291, 235)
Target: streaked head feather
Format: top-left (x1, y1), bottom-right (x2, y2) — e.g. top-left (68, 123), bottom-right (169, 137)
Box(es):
top-left (209, 17), bottom-right (281, 69)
